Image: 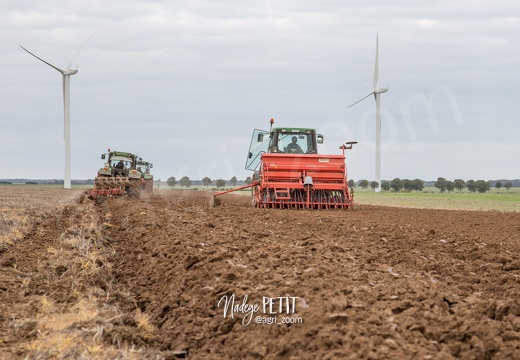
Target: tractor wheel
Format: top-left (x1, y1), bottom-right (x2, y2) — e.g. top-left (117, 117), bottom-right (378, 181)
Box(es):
top-left (127, 179), bottom-right (142, 199)
top-left (145, 180), bottom-right (154, 193)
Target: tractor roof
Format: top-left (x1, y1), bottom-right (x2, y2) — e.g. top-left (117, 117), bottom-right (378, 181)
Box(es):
top-left (137, 160), bottom-right (151, 166)
top-left (273, 127), bottom-right (316, 133)
top-left (110, 151), bottom-right (137, 158)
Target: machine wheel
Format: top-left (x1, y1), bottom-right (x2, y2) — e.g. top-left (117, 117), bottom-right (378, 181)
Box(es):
top-left (143, 179), bottom-right (153, 193)
top-left (127, 179), bottom-right (142, 199)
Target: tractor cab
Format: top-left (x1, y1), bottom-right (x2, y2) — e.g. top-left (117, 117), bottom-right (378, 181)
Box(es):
top-left (136, 160), bottom-right (152, 175)
top-left (98, 149), bottom-right (142, 179)
top-left (137, 160), bottom-right (154, 179)
top-left (137, 160), bottom-right (154, 192)
top-left (270, 128), bottom-right (323, 154)
top-left (246, 122), bottom-right (323, 171)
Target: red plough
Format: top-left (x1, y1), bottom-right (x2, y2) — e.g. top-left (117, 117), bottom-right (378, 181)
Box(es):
top-left (84, 187), bottom-right (126, 200)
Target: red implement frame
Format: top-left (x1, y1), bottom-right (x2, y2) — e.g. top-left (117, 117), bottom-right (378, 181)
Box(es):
top-left (213, 147), bottom-right (354, 209)
top-left (85, 188), bottom-right (125, 199)
top-left (253, 153), bottom-right (353, 209)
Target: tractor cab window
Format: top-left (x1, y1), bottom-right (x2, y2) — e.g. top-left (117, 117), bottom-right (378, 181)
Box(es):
top-left (111, 157), bottom-right (133, 169)
top-left (277, 133), bottom-right (315, 154)
top-left (246, 129), bottom-right (270, 170)
top-left (110, 160), bottom-right (123, 168)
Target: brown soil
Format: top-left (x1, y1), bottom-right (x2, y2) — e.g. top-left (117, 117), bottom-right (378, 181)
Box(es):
top-left (2, 189), bottom-right (520, 359)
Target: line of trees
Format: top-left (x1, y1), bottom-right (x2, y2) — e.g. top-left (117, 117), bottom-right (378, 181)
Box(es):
top-left (348, 177), bottom-right (513, 193)
top-left (433, 178), bottom-right (511, 193)
top-left (348, 179), bottom-right (381, 191)
top-left (164, 176), bottom-right (514, 193)
top-left (349, 179), bottom-right (425, 192)
top-left (165, 175), bottom-right (251, 189)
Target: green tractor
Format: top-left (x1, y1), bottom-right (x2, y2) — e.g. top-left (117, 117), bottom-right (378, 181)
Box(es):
top-left (93, 149), bottom-right (144, 198)
top-left (137, 160), bottom-right (154, 193)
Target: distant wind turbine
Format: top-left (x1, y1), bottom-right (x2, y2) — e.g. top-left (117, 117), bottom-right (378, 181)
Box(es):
top-left (348, 33), bottom-right (388, 192)
top-left (20, 34), bottom-right (94, 189)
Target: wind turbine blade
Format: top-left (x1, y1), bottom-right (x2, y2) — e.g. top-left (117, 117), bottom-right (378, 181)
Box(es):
top-left (20, 45), bottom-right (64, 74)
top-left (373, 33), bottom-right (379, 89)
top-left (66, 32), bottom-right (96, 69)
top-left (348, 91), bottom-right (374, 108)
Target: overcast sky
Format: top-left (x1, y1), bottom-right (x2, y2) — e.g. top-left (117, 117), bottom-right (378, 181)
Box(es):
top-left (1, 0), bottom-right (519, 183)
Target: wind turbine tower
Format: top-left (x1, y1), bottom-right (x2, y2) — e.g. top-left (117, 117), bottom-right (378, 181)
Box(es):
top-left (21, 37), bottom-right (91, 189)
top-left (348, 34), bottom-right (388, 192)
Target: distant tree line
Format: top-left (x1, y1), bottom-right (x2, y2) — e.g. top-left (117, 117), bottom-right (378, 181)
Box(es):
top-left (2, 176), bottom-right (513, 193)
top-left (165, 175), bottom-right (251, 190)
top-left (432, 178), bottom-right (511, 193)
top-left (347, 177), bottom-right (513, 193)
top-left (349, 179), bottom-right (424, 192)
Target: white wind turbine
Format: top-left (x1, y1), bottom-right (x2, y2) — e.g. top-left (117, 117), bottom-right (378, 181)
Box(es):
top-left (348, 34), bottom-right (388, 192)
top-left (20, 35), bottom-right (93, 189)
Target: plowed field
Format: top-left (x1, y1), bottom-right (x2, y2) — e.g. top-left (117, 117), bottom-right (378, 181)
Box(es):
top-left (1, 189), bottom-right (520, 359)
